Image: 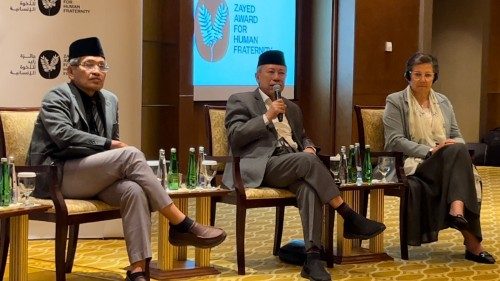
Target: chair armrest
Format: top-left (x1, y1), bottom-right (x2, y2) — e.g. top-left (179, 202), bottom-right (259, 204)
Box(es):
top-left (16, 165), bottom-right (68, 215)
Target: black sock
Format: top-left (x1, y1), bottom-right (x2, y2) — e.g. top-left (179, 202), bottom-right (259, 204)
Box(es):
top-left (170, 216), bottom-right (194, 233)
top-left (335, 202), bottom-right (357, 220)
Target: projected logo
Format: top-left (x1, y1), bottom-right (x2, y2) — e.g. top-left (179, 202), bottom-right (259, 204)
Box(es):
top-left (194, 0), bottom-right (229, 62)
top-left (38, 50), bottom-right (61, 79)
top-left (38, 0), bottom-right (61, 16)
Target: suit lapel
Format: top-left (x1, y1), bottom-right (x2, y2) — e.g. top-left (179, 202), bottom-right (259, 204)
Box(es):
top-left (252, 89), bottom-right (278, 139)
top-left (97, 92), bottom-right (113, 138)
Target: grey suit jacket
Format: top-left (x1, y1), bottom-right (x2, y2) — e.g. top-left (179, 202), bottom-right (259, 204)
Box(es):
top-left (222, 89), bottom-right (314, 188)
top-left (383, 87), bottom-right (464, 158)
top-left (28, 82), bottom-right (119, 197)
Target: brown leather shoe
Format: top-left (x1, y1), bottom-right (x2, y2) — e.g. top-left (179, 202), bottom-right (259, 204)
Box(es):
top-left (169, 222), bottom-right (226, 248)
top-left (125, 270), bottom-right (148, 281)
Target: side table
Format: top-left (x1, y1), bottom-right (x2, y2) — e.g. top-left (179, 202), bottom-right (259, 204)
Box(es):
top-left (0, 204), bottom-right (51, 281)
top-left (334, 182), bottom-right (403, 264)
top-left (150, 188), bottom-right (230, 280)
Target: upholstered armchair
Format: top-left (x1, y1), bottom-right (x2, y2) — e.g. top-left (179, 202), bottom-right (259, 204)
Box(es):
top-left (354, 105), bottom-right (409, 260)
top-left (0, 107), bottom-right (122, 281)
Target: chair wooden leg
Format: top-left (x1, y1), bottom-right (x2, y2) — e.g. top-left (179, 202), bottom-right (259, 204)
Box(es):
top-left (273, 206), bottom-right (285, 256)
top-left (236, 206), bottom-right (246, 275)
top-left (210, 198), bottom-right (217, 226)
top-left (400, 190), bottom-right (409, 260)
top-left (324, 206), bottom-right (335, 268)
top-left (55, 222), bottom-right (69, 281)
top-left (0, 218), bottom-right (10, 280)
top-left (65, 224), bottom-right (79, 273)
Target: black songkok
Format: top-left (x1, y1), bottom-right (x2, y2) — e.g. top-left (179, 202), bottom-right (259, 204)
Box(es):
top-left (257, 50), bottom-right (286, 67)
top-left (69, 37), bottom-right (105, 60)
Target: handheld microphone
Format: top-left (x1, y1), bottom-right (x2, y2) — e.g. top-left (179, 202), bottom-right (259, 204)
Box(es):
top-left (273, 84), bottom-right (283, 122)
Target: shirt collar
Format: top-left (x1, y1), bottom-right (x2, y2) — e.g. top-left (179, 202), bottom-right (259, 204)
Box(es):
top-left (258, 88), bottom-right (271, 105)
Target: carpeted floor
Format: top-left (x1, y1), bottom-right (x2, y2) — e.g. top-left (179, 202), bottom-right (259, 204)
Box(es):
top-left (4, 166), bottom-right (500, 280)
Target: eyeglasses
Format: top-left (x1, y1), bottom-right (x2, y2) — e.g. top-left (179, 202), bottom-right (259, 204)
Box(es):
top-left (77, 61), bottom-right (110, 72)
top-left (410, 71), bottom-right (434, 81)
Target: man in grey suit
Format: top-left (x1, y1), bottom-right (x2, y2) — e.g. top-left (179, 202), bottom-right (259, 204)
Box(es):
top-left (28, 37), bottom-right (226, 281)
top-left (223, 50), bottom-right (386, 281)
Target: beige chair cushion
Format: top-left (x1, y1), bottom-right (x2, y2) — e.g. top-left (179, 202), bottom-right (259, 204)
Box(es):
top-left (0, 110), bottom-right (39, 165)
top-left (361, 109), bottom-right (385, 152)
top-left (1, 109), bottom-right (120, 214)
top-left (209, 108), bottom-right (229, 172)
top-left (245, 187), bottom-right (295, 199)
top-left (31, 198), bottom-right (119, 214)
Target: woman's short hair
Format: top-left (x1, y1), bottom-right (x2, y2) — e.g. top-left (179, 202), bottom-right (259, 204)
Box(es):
top-left (404, 53), bottom-right (439, 82)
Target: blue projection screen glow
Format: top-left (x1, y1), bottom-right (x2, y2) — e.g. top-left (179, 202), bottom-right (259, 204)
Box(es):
top-left (193, 0), bottom-right (296, 101)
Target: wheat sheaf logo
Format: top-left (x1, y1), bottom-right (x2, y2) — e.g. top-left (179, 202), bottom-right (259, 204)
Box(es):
top-left (38, 0), bottom-right (61, 16)
top-left (38, 50), bottom-right (61, 79)
top-left (194, 0), bottom-right (229, 62)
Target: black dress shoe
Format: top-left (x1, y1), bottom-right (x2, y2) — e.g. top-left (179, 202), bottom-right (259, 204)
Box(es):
top-left (446, 214), bottom-right (469, 231)
top-left (465, 250), bottom-right (496, 264)
top-left (169, 222), bottom-right (226, 248)
top-left (343, 215), bottom-right (386, 240)
top-left (301, 253), bottom-right (331, 281)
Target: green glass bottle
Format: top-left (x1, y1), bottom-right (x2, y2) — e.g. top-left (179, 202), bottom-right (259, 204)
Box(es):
top-left (1, 158), bottom-right (10, 206)
top-left (187, 147), bottom-right (197, 189)
top-left (167, 148), bottom-right (179, 190)
top-left (347, 145), bottom-right (356, 183)
top-left (363, 145), bottom-right (373, 183)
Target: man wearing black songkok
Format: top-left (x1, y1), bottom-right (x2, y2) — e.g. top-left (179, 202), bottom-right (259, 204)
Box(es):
top-left (28, 37), bottom-right (226, 281)
top-left (223, 50), bottom-right (386, 281)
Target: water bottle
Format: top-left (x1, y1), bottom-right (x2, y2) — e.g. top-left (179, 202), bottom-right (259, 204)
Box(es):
top-left (347, 145), bottom-right (356, 183)
top-left (156, 149), bottom-right (167, 189)
top-left (339, 146), bottom-right (348, 184)
top-left (197, 146), bottom-right (206, 188)
top-left (363, 145), bottom-right (373, 183)
top-left (354, 143), bottom-right (363, 186)
top-left (187, 147), bottom-right (197, 189)
top-left (168, 148), bottom-right (179, 190)
top-left (9, 156), bottom-right (17, 204)
top-left (1, 158), bottom-right (10, 206)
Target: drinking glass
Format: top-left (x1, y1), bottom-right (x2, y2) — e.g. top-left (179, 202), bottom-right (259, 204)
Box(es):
top-left (377, 156), bottom-right (394, 183)
top-left (201, 160), bottom-right (218, 189)
top-left (17, 172), bottom-right (36, 206)
top-left (329, 155), bottom-right (341, 184)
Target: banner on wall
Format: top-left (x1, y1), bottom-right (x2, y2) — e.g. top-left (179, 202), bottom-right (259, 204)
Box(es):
top-left (193, 0), bottom-right (297, 101)
top-left (0, 0), bottom-right (142, 239)
top-left (0, 0), bottom-right (142, 146)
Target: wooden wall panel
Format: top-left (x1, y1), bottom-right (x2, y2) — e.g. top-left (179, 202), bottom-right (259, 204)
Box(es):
top-left (141, 106), bottom-right (177, 159)
top-left (488, 2), bottom-right (500, 93)
top-left (354, 0), bottom-right (419, 96)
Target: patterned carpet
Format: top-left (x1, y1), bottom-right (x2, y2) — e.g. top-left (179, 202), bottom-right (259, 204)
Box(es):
top-left (4, 166), bottom-right (500, 280)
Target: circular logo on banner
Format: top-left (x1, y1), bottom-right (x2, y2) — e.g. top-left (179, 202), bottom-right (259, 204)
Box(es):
top-left (38, 50), bottom-right (61, 79)
top-left (194, 0), bottom-right (230, 62)
top-left (38, 0), bottom-right (61, 16)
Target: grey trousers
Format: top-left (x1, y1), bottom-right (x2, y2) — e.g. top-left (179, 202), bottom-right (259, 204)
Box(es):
top-left (61, 146), bottom-right (173, 264)
top-left (263, 152), bottom-right (340, 250)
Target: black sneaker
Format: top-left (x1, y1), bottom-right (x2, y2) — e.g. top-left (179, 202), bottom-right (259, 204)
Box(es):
top-left (300, 253), bottom-right (331, 281)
